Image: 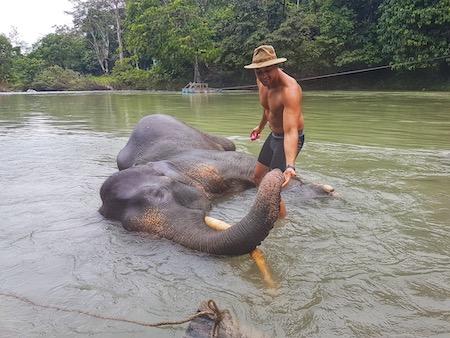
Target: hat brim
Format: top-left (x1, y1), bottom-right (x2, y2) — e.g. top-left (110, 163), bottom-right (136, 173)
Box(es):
top-left (244, 57), bottom-right (287, 69)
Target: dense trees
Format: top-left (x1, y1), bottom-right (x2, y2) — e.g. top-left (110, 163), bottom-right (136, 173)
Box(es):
top-left (0, 34), bottom-right (17, 82)
top-left (1, 0), bottom-right (449, 91)
top-left (378, 0), bottom-right (450, 68)
top-left (29, 27), bottom-right (99, 73)
top-left (126, 0), bottom-right (217, 78)
top-left (70, 0), bottom-right (120, 73)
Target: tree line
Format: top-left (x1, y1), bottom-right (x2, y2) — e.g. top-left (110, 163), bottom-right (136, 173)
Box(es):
top-left (1, 0), bottom-right (449, 91)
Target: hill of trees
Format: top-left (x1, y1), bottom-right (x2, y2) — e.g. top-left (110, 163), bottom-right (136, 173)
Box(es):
top-left (1, 0), bottom-right (449, 91)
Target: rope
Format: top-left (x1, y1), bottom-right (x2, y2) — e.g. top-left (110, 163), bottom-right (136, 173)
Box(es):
top-left (220, 54), bottom-right (450, 90)
top-left (0, 292), bottom-right (226, 336)
top-left (206, 299), bottom-right (229, 337)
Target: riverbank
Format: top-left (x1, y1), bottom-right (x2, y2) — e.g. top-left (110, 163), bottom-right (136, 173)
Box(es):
top-left (1, 68), bottom-right (449, 93)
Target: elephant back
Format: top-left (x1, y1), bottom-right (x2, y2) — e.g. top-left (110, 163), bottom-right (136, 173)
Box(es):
top-left (117, 114), bottom-right (235, 170)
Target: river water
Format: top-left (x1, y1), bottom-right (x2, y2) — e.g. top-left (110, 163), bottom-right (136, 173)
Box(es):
top-left (0, 91), bottom-right (449, 337)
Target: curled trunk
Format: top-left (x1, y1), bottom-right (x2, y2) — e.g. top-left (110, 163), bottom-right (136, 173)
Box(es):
top-left (171, 170), bottom-right (284, 256)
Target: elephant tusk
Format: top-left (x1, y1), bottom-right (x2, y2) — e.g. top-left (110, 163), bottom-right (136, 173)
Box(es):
top-left (322, 184), bottom-right (335, 193)
top-left (204, 216), bottom-right (276, 289)
top-left (321, 183), bottom-right (341, 197)
top-left (204, 216), bottom-right (233, 231)
top-left (249, 248), bottom-right (276, 289)
top-left (311, 182), bottom-right (340, 197)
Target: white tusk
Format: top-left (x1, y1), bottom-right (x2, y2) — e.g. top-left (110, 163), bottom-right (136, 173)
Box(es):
top-left (250, 248), bottom-right (276, 289)
top-left (204, 216), bottom-right (277, 289)
top-left (322, 184), bottom-right (335, 193)
top-left (204, 216), bottom-right (232, 231)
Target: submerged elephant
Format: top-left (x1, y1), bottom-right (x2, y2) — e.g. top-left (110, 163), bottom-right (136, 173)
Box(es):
top-left (100, 114), bottom-right (284, 256)
top-left (99, 114), bottom-right (332, 256)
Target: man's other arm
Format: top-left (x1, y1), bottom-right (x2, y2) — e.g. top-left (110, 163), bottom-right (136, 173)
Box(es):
top-left (282, 86), bottom-right (302, 185)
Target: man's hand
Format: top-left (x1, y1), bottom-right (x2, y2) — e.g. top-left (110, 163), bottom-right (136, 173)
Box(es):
top-left (282, 166), bottom-right (296, 187)
top-left (250, 126), bottom-right (262, 141)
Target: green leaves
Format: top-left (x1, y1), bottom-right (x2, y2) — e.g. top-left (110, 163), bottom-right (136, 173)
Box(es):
top-left (378, 0), bottom-right (450, 69)
top-left (29, 29), bottom-right (98, 74)
top-left (125, 0), bottom-right (217, 79)
top-left (2, 0), bottom-right (450, 89)
top-left (0, 34), bottom-right (16, 81)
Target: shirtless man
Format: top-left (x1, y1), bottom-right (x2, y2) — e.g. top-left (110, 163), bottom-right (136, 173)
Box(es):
top-left (245, 45), bottom-right (304, 218)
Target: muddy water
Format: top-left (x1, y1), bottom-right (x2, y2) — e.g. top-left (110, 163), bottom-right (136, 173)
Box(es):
top-left (0, 91), bottom-right (449, 337)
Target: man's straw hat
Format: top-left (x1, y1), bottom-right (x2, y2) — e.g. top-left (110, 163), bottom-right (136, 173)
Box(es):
top-left (244, 45), bottom-right (287, 69)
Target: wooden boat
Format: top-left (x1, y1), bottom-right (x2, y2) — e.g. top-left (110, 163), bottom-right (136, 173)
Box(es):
top-left (182, 82), bottom-right (221, 94)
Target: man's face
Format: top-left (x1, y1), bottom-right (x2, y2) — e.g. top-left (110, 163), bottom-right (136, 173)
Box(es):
top-left (255, 65), bottom-right (278, 87)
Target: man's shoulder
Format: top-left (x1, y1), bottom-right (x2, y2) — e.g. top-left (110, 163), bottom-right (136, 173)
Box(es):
top-left (281, 72), bottom-right (301, 90)
top-left (282, 79), bottom-right (302, 98)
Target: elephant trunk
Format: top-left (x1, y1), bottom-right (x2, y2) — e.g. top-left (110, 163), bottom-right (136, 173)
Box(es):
top-left (172, 169), bottom-right (284, 256)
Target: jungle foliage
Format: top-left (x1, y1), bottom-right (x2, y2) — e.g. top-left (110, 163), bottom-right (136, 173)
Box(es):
top-left (1, 0), bottom-right (449, 91)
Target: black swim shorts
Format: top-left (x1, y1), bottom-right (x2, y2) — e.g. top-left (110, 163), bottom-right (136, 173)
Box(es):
top-left (257, 132), bottom-right (305, 171)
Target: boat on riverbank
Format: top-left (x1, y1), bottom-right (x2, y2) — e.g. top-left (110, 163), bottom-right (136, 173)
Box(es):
top-left (182, 82), bottom-right (221, 94)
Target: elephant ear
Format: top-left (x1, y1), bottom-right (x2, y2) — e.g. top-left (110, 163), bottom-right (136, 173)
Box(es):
top-left (170, 179), bottom-right (211, 211)
top-left (203, 133), bottom-right (236, 151)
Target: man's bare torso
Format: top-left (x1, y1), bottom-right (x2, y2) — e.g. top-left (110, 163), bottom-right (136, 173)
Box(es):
top-left (258, 70), bottom-right (304, 134)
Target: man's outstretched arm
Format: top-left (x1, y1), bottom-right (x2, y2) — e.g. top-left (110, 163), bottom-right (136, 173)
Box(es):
top-left (282, 86), bottom-right (302, 186)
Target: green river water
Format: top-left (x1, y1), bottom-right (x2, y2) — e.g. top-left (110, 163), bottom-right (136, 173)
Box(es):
top-left (0, 91), bottom-right (449, 337)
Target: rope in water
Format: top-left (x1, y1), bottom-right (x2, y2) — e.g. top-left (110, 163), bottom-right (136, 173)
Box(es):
top-left (219, 54), bottom-right (450, 90)
top-left (0, 292), bottom-right (226, 337)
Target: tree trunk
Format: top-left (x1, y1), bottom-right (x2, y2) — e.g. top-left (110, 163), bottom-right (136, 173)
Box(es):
top-left (89, 31), bottom-right (107, 73)
top-left (113, 4), bottom-right (124, 61)
top-left (194, 55), bottom-right (201, 83)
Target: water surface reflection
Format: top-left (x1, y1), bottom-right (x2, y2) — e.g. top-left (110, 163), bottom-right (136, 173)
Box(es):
top-left (0, 91), bottom-right (449, 337)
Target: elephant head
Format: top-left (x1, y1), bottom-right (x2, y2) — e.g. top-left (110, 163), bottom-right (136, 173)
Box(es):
top-left (99, 161), bottom-right (284, 256)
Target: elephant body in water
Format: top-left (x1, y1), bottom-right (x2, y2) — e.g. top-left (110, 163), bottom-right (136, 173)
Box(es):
top-left (100, 114), bottom-right (284, 256)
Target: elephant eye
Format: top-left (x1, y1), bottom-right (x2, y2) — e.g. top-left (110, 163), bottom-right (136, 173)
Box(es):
top-left (151, 188), bottom-right (166, 200)
top-left (171, 181), bottom-right (205, 208)
top-left (132, 185), bottom-right (169, 207)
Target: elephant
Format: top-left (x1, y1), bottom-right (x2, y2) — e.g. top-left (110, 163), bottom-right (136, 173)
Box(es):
top-left (99, 114), bottom-right (334, 256)
top-left (116, 114), bottom-right (237, 170)
top-left (100, 114), bottom-right (285, 256)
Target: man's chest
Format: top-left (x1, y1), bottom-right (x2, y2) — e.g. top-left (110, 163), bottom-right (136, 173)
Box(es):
top-left (261, 89), bottom-right (284, 114)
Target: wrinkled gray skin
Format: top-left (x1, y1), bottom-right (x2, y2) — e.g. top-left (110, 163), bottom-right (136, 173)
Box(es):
top-left (117, 114), bottom-right (236, 170)
top-left (100, 114), bottom-right (284, 256)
